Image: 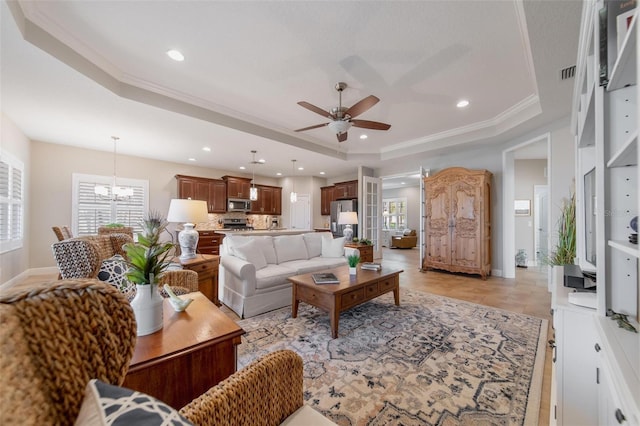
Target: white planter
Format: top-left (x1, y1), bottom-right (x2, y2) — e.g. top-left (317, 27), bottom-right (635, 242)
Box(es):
top-left (349, 266), bottom-right (357, 275)
top-left (130, 284), bottom-right (164, 336)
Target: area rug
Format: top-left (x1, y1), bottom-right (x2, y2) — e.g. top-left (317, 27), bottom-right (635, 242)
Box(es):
top-left (237, 289), bottom-right (547, 426)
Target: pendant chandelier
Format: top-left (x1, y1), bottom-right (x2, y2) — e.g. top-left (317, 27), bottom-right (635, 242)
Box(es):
top-left (290, 159), bottom-right (297, 203)
top-left (94, 136), bottom-right (133, 201)
top-left (249, 150), bottom-right (258, 201)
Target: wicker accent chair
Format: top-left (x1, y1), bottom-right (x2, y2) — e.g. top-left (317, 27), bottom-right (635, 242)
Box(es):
top-left (98, 225), bottom-right (134, 238)
top-left (0, 279), bottom-right (137, 425)
top-left (52, 226), bottom-right (73, 241)
top-left (0, 279), bottom-right (315, 425)
top-left (52, 234), bottom-right (133, 279)
top-left (158, 269), bottom-right (199, 294)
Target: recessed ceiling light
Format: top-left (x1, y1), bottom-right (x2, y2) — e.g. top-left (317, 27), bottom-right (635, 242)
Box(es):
top-left (298, 167), bottom-right (304, 171)
top-left (401, 181), bottom-right (406, 185)
top-left (258, 158), bottom-right (266, 163)
top-left (188, 158), bottom-right (196, 162)
top-left (166, 49), bottom-right (184, 61)
top-left (239, 166), bottom-right (246, 170)
top-left (456, 99), bottom-right (470, 108)
top-left (202, 147), bottom-right (211, 152)
top-left (360, 134), bottom-right (368, 139)
top-left (320, 171), bottom-right (326, 175)
top-left (276, 172), bottom-right (282, 176)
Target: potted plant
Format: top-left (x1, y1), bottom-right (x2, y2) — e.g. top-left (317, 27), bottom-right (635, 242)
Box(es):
top-left (123, 210), bottom-right (175, 336)
top-left (543, 192), bottom-right (576, 289)
top-left (347, 253), bottom-right (360, 275)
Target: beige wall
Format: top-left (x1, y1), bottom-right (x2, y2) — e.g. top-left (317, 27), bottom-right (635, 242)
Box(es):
top-left (1, 114), bottom-right (31, 284)
top-left (514, 159), bottom-right (547, 265)
top-left (29, 140), bottom-right (279, 270)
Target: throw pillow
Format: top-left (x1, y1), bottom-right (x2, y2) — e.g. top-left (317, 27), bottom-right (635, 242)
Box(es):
top-left (97, 255), bottom-right (129, 293)
top-left (232, 240), bottom-right (268, 270)
top-left (303, 232), bottom-right (327, 258)
top-left (273, 235), bottom-right (309, 264)
top-left (403, 228), bottom-right (413, 236)
top-left (321, 235), bottom-right (345, 258)
top-left (74, 379), bottom-right (193, 425)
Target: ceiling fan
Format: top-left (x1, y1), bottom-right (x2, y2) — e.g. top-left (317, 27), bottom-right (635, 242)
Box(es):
top-left (294, 82), bottom-right (391, 142)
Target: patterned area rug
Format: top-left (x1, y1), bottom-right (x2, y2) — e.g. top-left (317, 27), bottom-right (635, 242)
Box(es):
top-left (237, 290), bottom-right (547, 426)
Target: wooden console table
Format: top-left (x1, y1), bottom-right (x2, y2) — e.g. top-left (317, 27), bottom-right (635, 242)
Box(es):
top-left (123, 292), bottom-right (244, 409)
top-left (173, 254), bottom-right (220, 305)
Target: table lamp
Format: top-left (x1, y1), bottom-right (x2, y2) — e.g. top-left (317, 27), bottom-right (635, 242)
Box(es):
top-left (338, 211), bottom-right (358, 242)
top-left (167, 199), bottom-right (209, 261)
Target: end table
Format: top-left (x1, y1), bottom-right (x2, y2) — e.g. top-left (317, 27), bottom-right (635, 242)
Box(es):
top-left (172, 254), bottom-right (220, 305)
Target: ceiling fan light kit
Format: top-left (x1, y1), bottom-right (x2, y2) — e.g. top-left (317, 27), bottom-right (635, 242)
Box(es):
top-left (295, 82), bottom-right (390, 142)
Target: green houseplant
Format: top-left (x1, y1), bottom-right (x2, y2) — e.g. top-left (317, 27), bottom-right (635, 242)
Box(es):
top-left (347, 253), bottom-right (360, 275)
top-left (544, 192), bottom-right (576, 266)
top-left (123, 211), bottom-right (175, 336)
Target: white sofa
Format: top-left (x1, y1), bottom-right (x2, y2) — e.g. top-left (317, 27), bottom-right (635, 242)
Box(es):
top-left (219, 232), bottom-right (358, 318)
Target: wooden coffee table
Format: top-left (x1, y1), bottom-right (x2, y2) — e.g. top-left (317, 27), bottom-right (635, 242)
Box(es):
top-left (289, 265), bottom-right (403, 338)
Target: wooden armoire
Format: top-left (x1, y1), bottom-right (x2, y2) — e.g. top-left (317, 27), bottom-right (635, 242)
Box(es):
top-left (423, 167), bottom-right (492, 279)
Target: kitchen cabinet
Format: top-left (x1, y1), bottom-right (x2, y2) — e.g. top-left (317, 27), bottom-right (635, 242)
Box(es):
top-left (222, 176), bottom-right (252, 199)
top-left (197, 230), bottom-right (225, 256)
top-left (175, 175), bottom-right (226, 213)
top-left (321, 186), bottom-right (335, 215)
top-left (334, 180), bottom-right (358, 199)
top-left (249, 185), bottom-right (282, 215)
top-left (558, 1), bottom-right (640, 423)
top-left (423, 167), bottom-right (492, 279)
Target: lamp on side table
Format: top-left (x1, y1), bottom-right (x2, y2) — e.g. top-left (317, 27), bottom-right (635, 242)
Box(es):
top-left (338, 211), bottom-right (358, 242)
top-left (167, 199), bottom-right (209, 261)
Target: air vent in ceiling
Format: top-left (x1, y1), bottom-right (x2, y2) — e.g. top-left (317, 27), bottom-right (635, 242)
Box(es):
top-left (560, 65), bottom-right (576, 80)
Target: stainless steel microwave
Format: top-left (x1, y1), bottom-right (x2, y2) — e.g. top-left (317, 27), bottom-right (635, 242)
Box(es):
top-left (228, 198), bottom-right (251, 212)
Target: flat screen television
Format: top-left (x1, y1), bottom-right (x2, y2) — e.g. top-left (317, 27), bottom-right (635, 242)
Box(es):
top-left (584, 168), bottom-right (596, 267)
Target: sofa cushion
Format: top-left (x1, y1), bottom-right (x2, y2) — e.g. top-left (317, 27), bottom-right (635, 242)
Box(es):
top-left (227, 235), bottom-right (277, 264)
top-left (233, 240), bottom-right (268, 270)
top-left (255, 264), bottom-right (298, 290)
top-left (303, 232), bottom-right (329, 258)
top-left (321, 235), bottom-right (345, 258)
top-left (74, 379), bottom-right (192, 425)
top-left (285, 257), bottom-right (347, 275)
top-left (274, 235), bottom-right (309, 264)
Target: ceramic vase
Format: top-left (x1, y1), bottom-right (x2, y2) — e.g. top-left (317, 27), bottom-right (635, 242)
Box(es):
top-left (349, 266), bottom-right (357, 275)
top-left (130, 284), bottom-right (164, 336)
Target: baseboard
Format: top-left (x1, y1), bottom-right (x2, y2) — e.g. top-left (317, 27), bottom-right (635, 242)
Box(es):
top-left (0, 266), bottom-right (58, 290)
top-left (492, 269), bottom-right (503, 277)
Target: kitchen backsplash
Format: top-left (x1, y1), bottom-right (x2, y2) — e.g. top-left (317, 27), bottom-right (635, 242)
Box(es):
top-left (191, 213), bottom-right (280, 230)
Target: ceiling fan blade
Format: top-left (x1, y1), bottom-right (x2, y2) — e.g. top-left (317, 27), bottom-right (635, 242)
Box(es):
top-left (297, 101), bottom-right (333, 118)
top-left (351, 119), bottom-right (391, 131)
top-left (294, 122), bottom-right (329, 132)
top-left (345, 95), bottom-right (379, 118)
top-left (337, 132), bottom-right (348, 142)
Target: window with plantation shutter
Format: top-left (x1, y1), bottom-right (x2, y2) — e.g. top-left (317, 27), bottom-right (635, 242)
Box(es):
top-left (0, 150), bottom-right (24, 253)
top-left (72, 173), bottom-right (149, 236)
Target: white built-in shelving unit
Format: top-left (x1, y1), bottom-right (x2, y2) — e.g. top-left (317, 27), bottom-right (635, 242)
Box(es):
top-left (556, 0), bottom-right (639, 425)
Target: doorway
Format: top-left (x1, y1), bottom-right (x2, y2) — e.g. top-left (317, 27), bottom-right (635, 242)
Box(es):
top-left (290, 194), bottom-right (310, 229)
top-left (534, 185), bottom-right (549, 265)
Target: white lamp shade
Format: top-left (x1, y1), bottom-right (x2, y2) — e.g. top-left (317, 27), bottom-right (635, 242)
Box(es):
top-left (167, 199), bottom-right (209, 224)
top-left (338, 211), bottom-right (358, 225)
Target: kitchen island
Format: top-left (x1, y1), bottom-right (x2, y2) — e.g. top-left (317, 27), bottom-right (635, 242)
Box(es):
top-left (214, 228), bottom-right (315, 237)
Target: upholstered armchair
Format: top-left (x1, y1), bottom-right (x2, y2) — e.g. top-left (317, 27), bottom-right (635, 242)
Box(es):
top-left (390, 229), bottom-right (417, 248)
top-left (0, 279), bottom-right (320, 426)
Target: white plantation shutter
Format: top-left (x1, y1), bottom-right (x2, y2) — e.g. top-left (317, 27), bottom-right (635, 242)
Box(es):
top-left (72, 174), bottom-right (148, 236)
top-left (0, 150), bottom-right (24, 253)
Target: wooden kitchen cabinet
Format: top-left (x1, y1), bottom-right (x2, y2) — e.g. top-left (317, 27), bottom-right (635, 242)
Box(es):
top-left (423, 167), bottom-right (492, 279)
top-left (321, 186), bottom-right (335, 215)
top-left (222, 176), bottom-right (252, 199)
top-left (197, 230), bottom-right (225, 255)
top-left (176, 175), bottom-right (226, 213)
top-left (333, 180), bottom-right (358, 199)
top-left (249, 185), bottom-right (282, 215)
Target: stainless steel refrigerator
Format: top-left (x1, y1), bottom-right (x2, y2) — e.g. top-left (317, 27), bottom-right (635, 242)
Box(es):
top-left (330, 199), bottom-right (358, 237)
